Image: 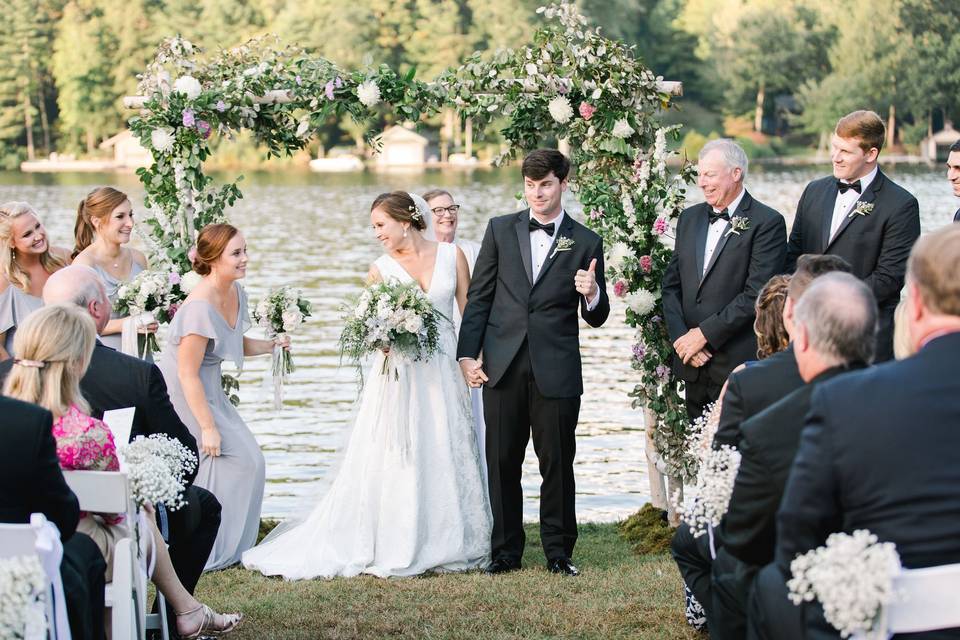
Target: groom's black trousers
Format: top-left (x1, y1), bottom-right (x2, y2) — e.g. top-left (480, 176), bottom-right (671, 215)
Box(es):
top-left (483, 340), bottom-right (580, 562)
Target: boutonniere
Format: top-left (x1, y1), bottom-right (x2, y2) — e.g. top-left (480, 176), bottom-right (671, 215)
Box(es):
top-left (550, 236), bottom-right (575, 258)
top-left (848, 201), bottom-right (874, 218)
top-left (724, 216), bottom-right (750, 237)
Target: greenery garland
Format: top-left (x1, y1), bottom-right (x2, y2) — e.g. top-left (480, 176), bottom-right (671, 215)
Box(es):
top-left (128, 1), bottom-right (695, 480)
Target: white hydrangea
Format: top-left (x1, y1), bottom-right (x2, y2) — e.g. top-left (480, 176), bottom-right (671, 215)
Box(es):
top-left (606, 242), bottom-right (632, 272)
top-left (150, 127), bottom-right (175, 153)
top-left (357, 80), bottom-right (381, 107)
top-left (173, 75), bottom-right (202, 100)
top-left (625, 288), bottom-right (656, 316)
top-left (180, 271), bottom-right (202, 293)
top-left (611, 118), bottom-right (635, 139)
top-left (547, 96), bottom-right (573, 124)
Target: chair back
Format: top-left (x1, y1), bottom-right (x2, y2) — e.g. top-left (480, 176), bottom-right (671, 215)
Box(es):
top-left (886, 562), bottom-right (960, 634)
top-left (62, 470), bottom-right (133, 516)
top-left (0, 522), bottom-right (41, 557)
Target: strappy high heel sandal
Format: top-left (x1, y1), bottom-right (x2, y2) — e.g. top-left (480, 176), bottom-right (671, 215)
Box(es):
top-left (176, 604), bottom-right (243, 639)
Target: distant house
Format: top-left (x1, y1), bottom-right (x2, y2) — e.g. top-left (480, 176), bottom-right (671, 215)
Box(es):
top-left (921, 123), bottom-right (960, 162)
top-left (99, 130), bottom-right (152, 169)
top-left (376, 125), bottom-right (428, 167)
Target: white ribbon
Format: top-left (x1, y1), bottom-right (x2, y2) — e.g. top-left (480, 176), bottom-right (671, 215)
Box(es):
top-left (271, 345), bottom-right (284, 410)
top-left (707, 523), bottom-right (717, 560)
top-left (29, 513), bottom-right (71, 640)
top-left (120, 312), bottom-right (156, 360)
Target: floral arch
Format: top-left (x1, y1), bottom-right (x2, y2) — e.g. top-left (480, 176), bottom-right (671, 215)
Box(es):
top-left (127, 1), bottom-right (695, 512)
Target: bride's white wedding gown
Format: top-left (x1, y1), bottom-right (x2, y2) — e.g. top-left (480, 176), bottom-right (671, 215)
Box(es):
top-left (242, 242), bottom-right (492, 579)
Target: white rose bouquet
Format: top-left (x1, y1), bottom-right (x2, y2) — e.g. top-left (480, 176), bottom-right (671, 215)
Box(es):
top-left (119, 435), bottom-right (198, 511)
top-left (339, 280), bottom-right (446, 383)
top-left (114, 268), bottom-right (187, 356)
top-left (0, 555), bottom-right (47, 639)
top-left (252, 286), bottom-right (313, 409)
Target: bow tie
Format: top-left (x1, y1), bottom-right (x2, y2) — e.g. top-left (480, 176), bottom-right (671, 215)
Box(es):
top-left (529, 218), bottom-right (556, 235)
top-left (708, 208), bottom-right (730, 225)
top-left (837, 180), bottom-right (862, 194)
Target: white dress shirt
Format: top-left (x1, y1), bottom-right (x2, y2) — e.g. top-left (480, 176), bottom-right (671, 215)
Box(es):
top-left (530, 209), bottom-right (600, 310)
top-left (830, 165), bottom-right (877, 240)
top-left (703, 189), bottom-right (746, 276)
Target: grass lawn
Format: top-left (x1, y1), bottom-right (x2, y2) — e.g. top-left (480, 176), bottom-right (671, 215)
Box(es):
top-left (193, 522), bottom-right (695, 639)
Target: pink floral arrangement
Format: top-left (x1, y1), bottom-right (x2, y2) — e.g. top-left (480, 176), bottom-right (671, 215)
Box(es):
top-left (578, 102), bottom-right (596, 121)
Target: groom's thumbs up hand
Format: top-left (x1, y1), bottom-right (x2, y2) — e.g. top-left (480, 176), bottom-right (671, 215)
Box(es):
top-left (575, 258), bottom-right (599, 298)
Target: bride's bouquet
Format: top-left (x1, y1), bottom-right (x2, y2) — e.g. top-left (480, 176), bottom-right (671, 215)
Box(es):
top-left (339, 280), bottom-right (446, 381)
top-left (253, 286), bottom-right (313, 409)
top-left (114, 268), bottom-right (185, 357)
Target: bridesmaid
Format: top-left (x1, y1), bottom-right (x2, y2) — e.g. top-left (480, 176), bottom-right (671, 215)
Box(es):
top-left (72, 187), bottom-right (158, 354)
top-left (0, 201), bottom-right (70, 360)
top-left (157, 223), bottom-right (288, 570)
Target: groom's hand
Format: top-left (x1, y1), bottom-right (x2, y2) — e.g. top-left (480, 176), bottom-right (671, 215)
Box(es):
top-left (575, 258), bottom-right (599, 298)
top-left (459, 358), bottom-right (489, 388)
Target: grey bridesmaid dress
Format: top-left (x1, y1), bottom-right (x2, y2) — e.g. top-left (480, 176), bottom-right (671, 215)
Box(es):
top-left (91, 261), bottom-right (145, 352)
top-left (0, 285), bottom-right (43, 357)
top-left (158, 282), bottom-right (265, 570)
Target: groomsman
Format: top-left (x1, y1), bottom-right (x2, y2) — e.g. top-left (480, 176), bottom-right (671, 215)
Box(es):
top-left (662, 139), bottom-right (787, 420)
top-left (713, 272), bottom-right (876, 640)
top-left (757, 225), bottom-right (960, 639)
top-left (786, 110), bottom-right (920, 362)
top-left (948, 139), bottom-right (960, 222)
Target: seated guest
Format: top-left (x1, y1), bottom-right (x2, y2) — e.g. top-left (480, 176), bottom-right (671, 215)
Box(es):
top-left (0, 201), bottom-right (70, 360)
top-left (752, 274), bottom-right (790, 360)
top-left (0, 394), bottom-right (105, 640)
top-left (673, 256), bottom-right (853, 633)
top-left (760, 224), bottom-right (960, 638)
top-left (713, 273), bottom-right (876, 639)
top-left (2, 304), bottom-right (242, 638)
top-left (892, 299), bottom-right (915, 360)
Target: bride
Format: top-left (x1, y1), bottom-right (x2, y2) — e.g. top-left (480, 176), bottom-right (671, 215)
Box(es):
top-left (242, 191), bottom-right (492, 579)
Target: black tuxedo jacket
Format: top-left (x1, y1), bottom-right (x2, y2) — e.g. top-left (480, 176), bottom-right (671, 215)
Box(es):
top-left (713, 346), bottom-right (803, 448)
top-left (0, 396), bottom-right (79, 540)
top-left (457, 209), bottom-right (609, 398)
top-left (0, 342), bottom-right (199, 484)
top-left (785, 171), bottom-right (920, 361)
top-left (954, 206), bottom-right (960, 223)
top-left (777, 332), bottom-right (960, 574)
top-left (721, 365), bottom-right (864, 567)
top-left (662, 191), bottom-right (787, 386)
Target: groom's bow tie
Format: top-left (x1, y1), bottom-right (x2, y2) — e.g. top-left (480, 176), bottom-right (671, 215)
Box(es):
top-left (708, 208), bottom-right (730, 225)
top-left (529, 218), bottom-right (556, 235)
top-left (837, 179), bottom-right (862, 194)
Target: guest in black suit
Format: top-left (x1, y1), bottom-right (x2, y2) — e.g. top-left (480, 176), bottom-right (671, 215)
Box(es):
top-left (712, 273), bottom-right (877, 640)
top-left (457, 150), bottom-right (609, 576)
top-left (947, 140), bottom-right (960, 223)
top-left (0, 395), bottom-right (106, 640)
top-left (760, 225), bottom-right (960, 639)
top-left (662, 139), bottom-right (787, 420)
top-left (786, 110), bottom-right (920, 363)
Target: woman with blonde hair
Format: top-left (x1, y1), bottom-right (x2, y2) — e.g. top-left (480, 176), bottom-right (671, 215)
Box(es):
top-left (2, 304), bottom-right (242, 638)
top-left (72, 187), bottom-right (157, 354)
top-left (0, 201), bottom-right (70, 360)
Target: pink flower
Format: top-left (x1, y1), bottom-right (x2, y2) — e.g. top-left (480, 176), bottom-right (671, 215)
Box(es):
top-left (613, 279), bottom-right (628, 298)
top-left (589, 208), bottom-right (604, 220)
top-left (653, 217), bottom-right (669, 236)
top-left (639, 255), bottom-right (653, 273)
top-left (196, 120), bottom-right (212, 139)
top-left (578, 102), bottom-right (596, 121)
top-left (325, 81), bottom-right (335, 100)
top-left (187, 245), bottom-right (198, 265)
top-left (168, 272), bottom-right (181, 285)
top-left (168, 302), bottom-right (180, 318)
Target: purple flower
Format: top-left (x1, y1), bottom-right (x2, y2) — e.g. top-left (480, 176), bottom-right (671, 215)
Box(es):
top-left (168, 272), bottom-right (181, 285)
top-left (334, 76), bottom-right (343, 88)
top-left (653, 217), bottom-right (669, 236)
top-left (632, 343), bottom-right (646, 361)
top-left (295, 75), bottom-right (303, 86)
top-left (589, 208), bottom-right (604, 220)
top-left (181, 109), bottom-right (196, 128)
top-left (196, 120), bottom-right (212, 139)
top-left (655, 364), bottom-right (670, 380)
top-left (651, 315), bottom-right (662, 324)
top-left (215, 100), bottom-right (227, 112)
top-left (324, 81), bottom-right (335, 100)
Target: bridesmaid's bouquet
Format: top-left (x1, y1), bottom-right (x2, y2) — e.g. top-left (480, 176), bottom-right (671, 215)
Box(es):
top-left (114, 268), bottom-right (186, 356)
top-left (339, 280), bottom-right (446, 381)
top-left (119, 434), bottom-right (198, 511)
top-left (253, 286), bottom-right (313, 409)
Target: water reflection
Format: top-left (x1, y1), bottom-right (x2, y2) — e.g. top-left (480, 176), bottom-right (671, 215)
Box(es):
top-left (1, 162), bottom-right (954, 522)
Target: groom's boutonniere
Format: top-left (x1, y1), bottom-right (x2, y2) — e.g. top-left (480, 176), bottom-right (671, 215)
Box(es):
top-left (724, 216), bottom-right (750, 237)
top-left (550, 236), bottom-right (575, 259)
top-left (848, 201), bottom-right (875, 218)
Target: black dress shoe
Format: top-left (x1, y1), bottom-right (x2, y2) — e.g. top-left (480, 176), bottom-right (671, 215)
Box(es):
top-left (485, 557), bottom-right (521, 575)
top-left (547, 557), bottom-right (580, 576)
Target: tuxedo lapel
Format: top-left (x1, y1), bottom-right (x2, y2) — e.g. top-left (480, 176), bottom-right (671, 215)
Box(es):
top-left (693, 204), bottom-right (709, 279)
top-left (819, 181), bottom-right (838, 252)
top-left (533, 214), bottom-right (574, 287)
top-left (953, 206), bottom-right (960, 223)
top-left (826, 171), bottom-right (884, 251)
top-left (514, 210), bottom-right (534, 285)
top-left (699, 193), bottom-right (752, 288)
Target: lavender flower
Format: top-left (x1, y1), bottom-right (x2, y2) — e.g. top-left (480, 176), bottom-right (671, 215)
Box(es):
top-left (196, 120), bottom-right (212, 139)
top-left (632, 343), bottom-right (646, 361)
top-left (181, 109), bottom-right (195, 128)
top-left (215, 100), bottom-right (227, 112)
top-left (655, 364), bottom-right (670, 380)
top-left (325, 81), bottom-right (335, 101)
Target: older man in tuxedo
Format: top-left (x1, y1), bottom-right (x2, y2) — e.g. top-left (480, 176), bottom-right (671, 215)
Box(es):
top-left (786, 110), bottom-right (920, 362)
top-left (0, 395), bottom-right (106, 640)
top-left (756, 224), bottom-right (960, 639)
top-left (662, 138), bottom-right (787, 421)
top-left (947, 139), bottom-right (960, 223)
top-left (711, 272), bottom-right (876, 639)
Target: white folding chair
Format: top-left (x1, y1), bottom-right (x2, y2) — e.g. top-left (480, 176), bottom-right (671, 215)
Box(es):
top-left (882, 562), bottom-right (960, 636)
top-left (63, 471), bottom-right (167, 640)
top-left (0, 513), bottom-right (70, 639)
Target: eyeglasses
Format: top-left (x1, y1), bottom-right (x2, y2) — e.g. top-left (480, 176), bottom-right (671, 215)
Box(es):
top-left (431, 205), bottom-right (460, 217)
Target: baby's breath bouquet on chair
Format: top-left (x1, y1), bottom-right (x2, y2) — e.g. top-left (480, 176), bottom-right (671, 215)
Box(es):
top-left (253, 286), bottom-right (313, 409)
top-left (339, 280), bottom-right (445, 384)
top-left (119, 434), bottom-right (198, 511)
top-left (0, 554), bottom-right (47, 638)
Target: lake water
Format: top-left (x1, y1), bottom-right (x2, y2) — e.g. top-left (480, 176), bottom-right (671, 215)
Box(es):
top-left (2, 162), bottom-right (955, 522)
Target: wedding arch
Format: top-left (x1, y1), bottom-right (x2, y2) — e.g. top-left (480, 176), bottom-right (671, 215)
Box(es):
top-left (126, 1), bottom-right (694, 515)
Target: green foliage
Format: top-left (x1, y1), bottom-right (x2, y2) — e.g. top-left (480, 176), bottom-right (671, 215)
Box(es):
top-left (618, 503), bottom-right (675, 555)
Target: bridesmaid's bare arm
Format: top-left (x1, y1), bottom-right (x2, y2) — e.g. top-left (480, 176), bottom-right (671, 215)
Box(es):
top-left (177, 333), bottom-right (221, 456)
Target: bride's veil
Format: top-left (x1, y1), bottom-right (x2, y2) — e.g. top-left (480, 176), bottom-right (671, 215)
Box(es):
top-left (409, 192), bottom-right (436, 242)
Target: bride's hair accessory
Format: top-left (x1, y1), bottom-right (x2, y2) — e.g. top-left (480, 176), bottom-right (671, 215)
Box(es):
top-left (406, 195), bottom-right (425, 222)
top-left (13, 358), bottom-right (45, 368)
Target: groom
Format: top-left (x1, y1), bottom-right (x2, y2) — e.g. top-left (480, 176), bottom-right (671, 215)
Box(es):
top-left (457, 149), bottom-right (610, 576)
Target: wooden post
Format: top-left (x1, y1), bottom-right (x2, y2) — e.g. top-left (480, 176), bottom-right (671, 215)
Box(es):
top-left (465, 117), bottom-right (473, 158)
top-left (643, 406), bottom-right (668, 511)
top-left (887, 104), bottom-right (896, 150)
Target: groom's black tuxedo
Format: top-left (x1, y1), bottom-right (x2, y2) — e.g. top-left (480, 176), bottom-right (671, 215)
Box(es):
top-left (786, 170), bottom-right (920, 362)
top-left (458, 208), bottom-right (609, 564)
top-left (661, 190), bottom-right (787, 417)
